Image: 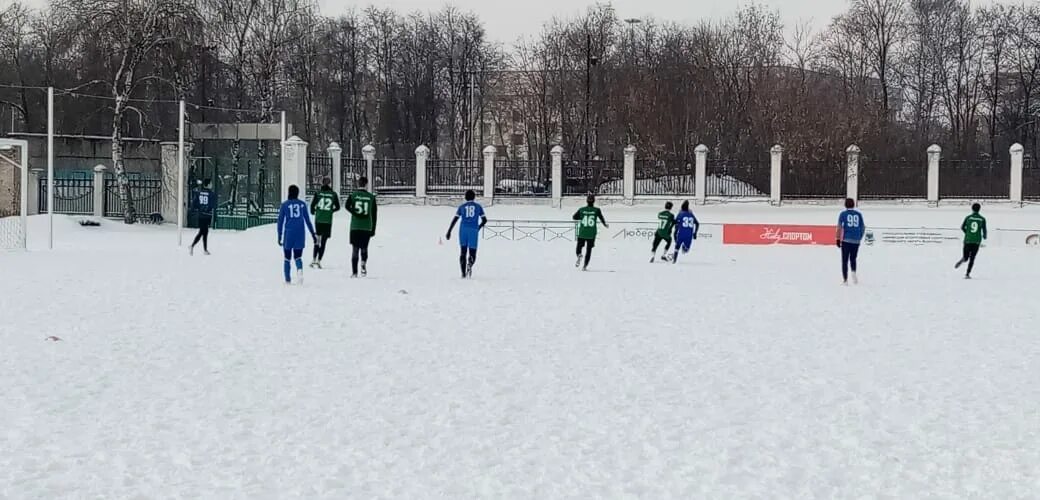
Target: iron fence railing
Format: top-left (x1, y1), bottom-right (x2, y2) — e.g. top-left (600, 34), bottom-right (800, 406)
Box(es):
top-left (563, 159), bottom-right (624, 196)
top-left (939, 160), bottom-right (1009, 199)
top-left (306, 155), bottom-right (333, 194)
top-left (782, 159), bottom-right (846, 199)
top-left (38, 178), bottom-right (94, 215)
top-left (635, 159), bottom-right (695, 196)
top-left (707, 158), bottom-right (770, 197)
top-left (496, 160), bottom-right (551, 197)
top-left (104, 178), bottom-right (163, 218)
top-left (426, 159), bottom-right (484, 196)
top-left (858, 159), bottom-right (927, 199)
top-left (372, 159), bottom-right (415, 195)
top-left (340, 158), bottom-right (367, 194)
top-left (1024, 156), bottom-right (1039, 200)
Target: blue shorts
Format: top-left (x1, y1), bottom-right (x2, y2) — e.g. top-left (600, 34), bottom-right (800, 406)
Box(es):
top-left (675, 234), bottom-right (694, 252)
top-left (459, 227), bottom-right (480, 249)
top-left (283, 248), bottom-right (303, 259)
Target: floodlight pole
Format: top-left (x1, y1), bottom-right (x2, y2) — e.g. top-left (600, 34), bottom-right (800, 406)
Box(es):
top-left (280, 111), bottom-right (286, 143)
top-left (47, 87), bottom-right (54, 249)
top-left (177, 99), bottom-right (185, 246)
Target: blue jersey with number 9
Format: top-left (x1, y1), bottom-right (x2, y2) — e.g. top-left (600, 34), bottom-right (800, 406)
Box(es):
top-left (839, 209), bottom-right (865, 243)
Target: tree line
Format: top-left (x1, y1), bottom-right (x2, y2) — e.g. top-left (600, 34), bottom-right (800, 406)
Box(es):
top-left (1, 0), bottom-right (1038, 196)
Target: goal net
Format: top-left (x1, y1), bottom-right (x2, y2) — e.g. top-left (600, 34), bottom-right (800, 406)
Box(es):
top-left (0, 139), bottom-right (29, 250)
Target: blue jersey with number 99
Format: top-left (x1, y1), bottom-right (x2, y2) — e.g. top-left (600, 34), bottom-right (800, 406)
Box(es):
top-left (839, 209), bottom-right (865, 243)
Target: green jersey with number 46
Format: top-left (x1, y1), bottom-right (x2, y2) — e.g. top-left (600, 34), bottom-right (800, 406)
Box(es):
top-left (656, 210), bottom-right (676, 239)
top-left (310, 188), bottom-right (340, 224)
top-left (574, 206), bottom-right (605, 240)
top-left (962, 212), bottom-right (987, 244)
top-left (346, 189), bottom-right (377, 232)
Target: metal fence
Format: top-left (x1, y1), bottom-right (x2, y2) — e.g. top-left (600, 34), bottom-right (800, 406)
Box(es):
top-left (858, 159), bottom-right (927, 199)
top-left (563, 159), bottom-right (624, 196)
top-left (306, 155), bottom-right (333, 194)
top-left (104, 178), bottom-right (163, 218)
top-left (634, 159), bottom-right (695, 196)
top-left (426, 159), bottom-right (484, 196)
top-left (38, 178), bottom-right (94, 215)
top-left (188, 154), bottom-right (281, 229)
top-left (939, 159), bottom-right (1009, 199)
top-left (341, 158), bottom-right (367, 193)
top-left (1024, 156), bottom-right (1039, 200)
top-left (372, 158), bottom-right (415, 195)
top-left (782, 159), bottom-right (846, 199)
top-left (707, 158), bottom-right (770, 197)
top-left (496, 160), bottom-right (551, 197)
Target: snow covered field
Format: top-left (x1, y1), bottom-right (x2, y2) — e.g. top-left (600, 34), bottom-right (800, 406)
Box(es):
top-left (3, 203), bottom-right (1040, 499)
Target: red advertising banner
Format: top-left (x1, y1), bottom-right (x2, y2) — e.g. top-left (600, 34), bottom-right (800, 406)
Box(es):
top-left (723, 224), bottom-right (834, 245)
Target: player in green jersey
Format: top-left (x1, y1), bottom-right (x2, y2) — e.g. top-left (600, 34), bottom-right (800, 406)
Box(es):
top-left (572, 194), bottom-right (608, 270)
top-left (345, 176), bottom-right (377, 278)
top-left (650, 201), bottom-right (676, 263)
top-left (309, 176), bottom-right (340, 268)
top-left (955, 203), bottom-right (987, 279)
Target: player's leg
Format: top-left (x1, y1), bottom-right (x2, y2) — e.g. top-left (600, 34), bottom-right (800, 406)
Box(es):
top-left (200, 216), bottom-right (210, 253)
top-left (190, 219), bottom-right (204, 254)
top-left (848, 242), bottom-right (860, 283)
top-left (966, 243), bottom-right (979, 277)
top-left (467, 248), bottom-right (477, 276)
top-left (349, 230), bottom-right (360, 276)
top-left (359, 233), bottom-right (370, 276)
top-left (955, 243), bottom-right (969, 268)
top-left (575, 239), bottom-right (584, 267)
top-left (282, 247), bottom-right (292, 283)
top-left (458, 245), bottom-right (468, 277)
top-left (318, 235), bottom-right (329, 261)
top-left (293, 248), bottom-right (305, 283)
top-left (840, 242), bottom-right (850, 283)
top-left (583, 239), bottom-right (595, 270)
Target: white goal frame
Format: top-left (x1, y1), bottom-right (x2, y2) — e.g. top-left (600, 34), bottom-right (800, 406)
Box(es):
top-left (0, 138), bottom-right (29, 250)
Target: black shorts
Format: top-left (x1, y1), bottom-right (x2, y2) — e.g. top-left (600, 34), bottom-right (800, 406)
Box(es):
top-left (577, 237), bottom-right (595, 249)
top-left (197, 214), bottom-right (212, 231)
top-left (350, 230), bottom-right (372, 248)
top-left (315, 222), bottom-right (332, 238)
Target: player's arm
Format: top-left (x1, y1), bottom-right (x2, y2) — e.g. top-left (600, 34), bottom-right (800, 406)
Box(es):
top-left (446, 214), bottom-right (460, 239)
top-left (345, 194), bottom-right (356, 215)
top-left (370, 199), bottom-right (378, 235)
top-left (304, 204), bottom-right (316, 239)
top-left (572, 209), bottom-right (581, 221)
top-left (332, 194), bottom-right (341, 212)
top-left (692, 214), bottom-right (700, 238)
top-left (982, 218), bottom-right (988, 240)
top-left (277, 203), bottom-right (286, 244)
top-left (597, 208), bottom-right (608, 227)
top-left (835, 215), bottom-right (843, 246)
top-left (310, 193), bottom-right (318, 214)
top-left (479, 215), bottom-right (487, 230)
top-left (961, 216), bottom-right (969, 233)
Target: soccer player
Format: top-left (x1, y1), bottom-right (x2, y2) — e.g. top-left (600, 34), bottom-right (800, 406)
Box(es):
top-left (651, 201), bottom-right (676, 262)
top-left (955, 203), bottom-right (987, 279)
top-left (836, 197), bottom-right (865, 285)
top-left (445, 189), bottom-right (487, 278)
top-left (672, 200), bottom-right (699, 263)
top-left (345, 176), bottom-right (377, 278)
top-left (189, 178), bottom-right (215, 256)
top-left (309, 176), bottom-right (340, 268)
top-left (572, 194), bottom-right (608, 271)
top-left (277, 185), bottom-right (316, 285)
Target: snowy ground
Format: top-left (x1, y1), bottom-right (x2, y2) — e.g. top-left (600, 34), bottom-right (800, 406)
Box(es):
top-left (3, 203), bottom-right (1040, 499)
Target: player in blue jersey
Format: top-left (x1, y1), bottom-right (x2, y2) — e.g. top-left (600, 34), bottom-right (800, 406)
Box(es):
top-left (836, 198), bottom-right (865, 285)
top-left (445, 189), bottom-right (487, 278)
top-left (277, 185), bottom-right (317, 285)
top-left (672, 200), bottom-right (699, 263)
top-left (189, 178), bottom-right (216, 256)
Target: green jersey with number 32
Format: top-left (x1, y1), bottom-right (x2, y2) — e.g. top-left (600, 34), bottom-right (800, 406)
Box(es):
top-left (346, 190), bottom-right (377, 232)
top-left (574, 206), bottom-right (604, 240)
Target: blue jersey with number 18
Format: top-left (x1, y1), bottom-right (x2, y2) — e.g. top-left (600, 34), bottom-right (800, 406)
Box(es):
top-left (456, 201), bottom-right (485, 229)
top-left (839, 209), bottom-right (865, 243)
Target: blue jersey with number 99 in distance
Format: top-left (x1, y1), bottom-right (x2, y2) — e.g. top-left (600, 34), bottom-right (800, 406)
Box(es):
top-left (839, 209), bottom-right (865, 243)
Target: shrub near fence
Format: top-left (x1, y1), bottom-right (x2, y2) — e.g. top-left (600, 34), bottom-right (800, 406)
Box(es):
top-left (372, 159), bottom-right (415, 195)
top-left (38, 178), bottom-right (94, 215)
top-left (496, 160), bottom-right (551, 197)
top-left (426, 159), bottom-right (483, 196)
top-left (858, 158), bottom-right (927, 199)
top-left (782, 159), bottom-right (846, 199)
top-left (939, 159), bottom-right (1009, 199)
top-left (1024, 156), bottom-right (1039, 200)
top-left (707, 158), bottom-right (770, 197)
top-left (340, 158), bottom-right (367, 193)
top-left (634, 159), bottom-right (695, 196)
top-left (563, 159), bottom-right (623, 196)
top-left (306, 155), bottom-right (332, 194)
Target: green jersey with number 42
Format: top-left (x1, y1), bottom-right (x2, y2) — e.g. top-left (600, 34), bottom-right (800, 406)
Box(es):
top-left (574, 206), bottom-right (605, 240)
top-left (346, 190), bottom-right (377, 232)
top-left (656, 210), bottom-right (676, 239)
top-left (310, 189), bottom-right (340, 224)
top-left (962, 212), bottom-right (987, 244)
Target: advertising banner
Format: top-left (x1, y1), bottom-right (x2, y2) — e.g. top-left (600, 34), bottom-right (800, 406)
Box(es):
top-left (862, 228), bottom-right (962, 246)
top-left (722, 224), bottom-right (834, 245)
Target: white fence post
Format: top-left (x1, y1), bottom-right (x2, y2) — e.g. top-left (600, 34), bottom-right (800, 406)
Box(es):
top-left (694, 144), bottom-right (708, 204)
top-left (27, 168), bottom-right (42, 216)
top-left (1010, 143), bottom-right (1024, 204)
top-left (483, 146), bottom-right (496, 201)
top-left (92, 165), bottom-right (107, 217)
top-left (281, 136), bottom-right (308, 201)
top-left (328, 142), bottom-right (342, 193)
top-left (770, 145), bottom-right (783, 206)
top-left (415, 144), bottom-right (429, 198)
top-left (846, 144), bottom-right (860, 201)
top-left (623, 145), bottom-right (636, 202)
top-left (551, 145), bottom-right (564, 205)
top-left (362, 144), bottom-right (375, 186)
top-left (927, 144), bottom-right (941, 205)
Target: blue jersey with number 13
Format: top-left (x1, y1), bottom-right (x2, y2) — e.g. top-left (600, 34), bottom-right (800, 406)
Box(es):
top-left (277, 199), bottom-right (315, 249)
top-left (839, 209), bottom-right (865, 243)
top-left (456, 201), bottom-right (485, 229)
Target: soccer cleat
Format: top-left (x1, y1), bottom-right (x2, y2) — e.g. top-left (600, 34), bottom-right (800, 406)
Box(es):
top-left (350, 273), bottom-right (358, 278)
top-left (851, 272), bottom-right (858, 285)
top-left (309, 262), bottom-right (317, 269)
top-left (189, 246), bottom-right (194, 256)
top-left (650, 253), bottom-right (656, 263)
top-left (954, 259), bottom-right (964, 269)
top-left (295, 269), bottom-right (304, 285)
top-left (360, 262), bottom-right (367, 277)
top-left (204, 250), bottom-right (211, 256)
top-left (315, 261), bottom-right (322, 269)
top-left (466, 263), bottom-right (473, 278)
top-left (576, 254), bottom-right (583, 268)
top-left (965, 274), bottom-right (972, 279)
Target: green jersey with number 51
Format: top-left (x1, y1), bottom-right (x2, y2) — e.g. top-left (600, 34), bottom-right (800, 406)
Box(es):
top-left (346, 189), bottom-right (377, 232)
top-left (574, 206), bottom-right (605, 240)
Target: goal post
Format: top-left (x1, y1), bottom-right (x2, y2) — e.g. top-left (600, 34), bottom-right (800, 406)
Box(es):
top-left (0, 139), bottom-right (30, 250)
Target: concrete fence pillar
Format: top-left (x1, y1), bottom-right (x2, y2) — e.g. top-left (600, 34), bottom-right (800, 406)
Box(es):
top-left (160, 141), bottom-right (190, 225)
top-left (770, 145), bottom-right (783, 205)
top-left (550, 145), bottom-right (564, 205)
top-left (1010, 143), bottom-right (1024, 204)
top-left (927, 144), bottom-right (941, 204)
top-left (327, 142), bottom-right (342, 193)
top-left (362, 144), bottom-right (376, 187)
top-left (483, 145), bottom-right (497, 200)
top-left (623, 145), bottom-right (636, 202)
top-left (281, 136), bottom-right (308, 202)
top-left (27, 168), bottom-right (42, 216)
top-left (415, 145), bottom-right (429, 198)
top-left (694, 144), bottom-right (708, 204)
top-left (92, 165), bottom-right (107, 217)
top-left (846, 144), bottom-right (860, 201)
